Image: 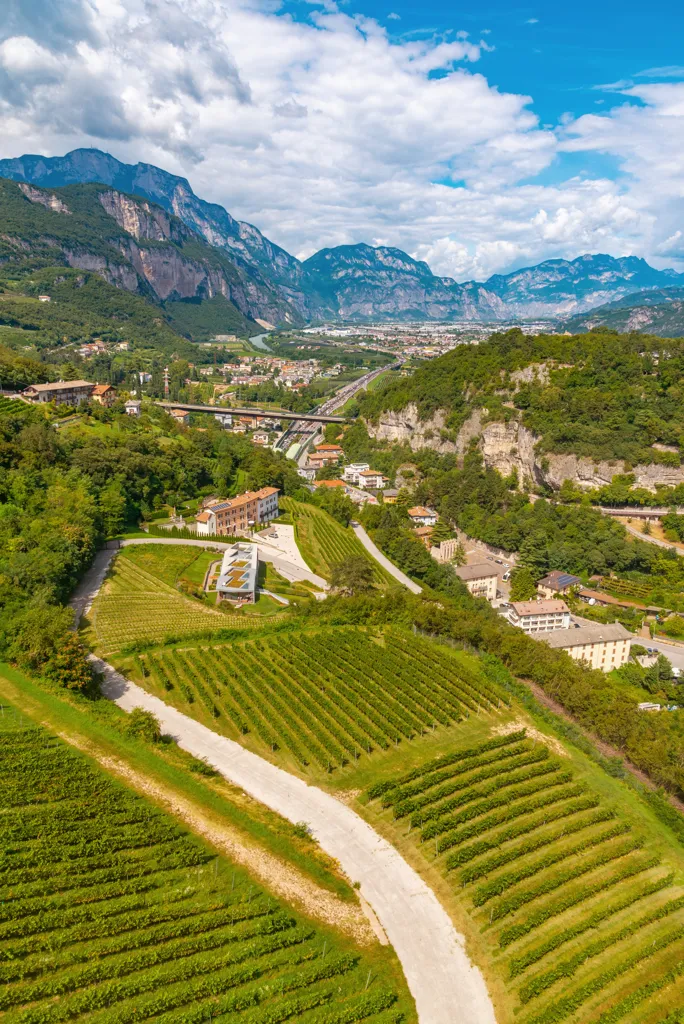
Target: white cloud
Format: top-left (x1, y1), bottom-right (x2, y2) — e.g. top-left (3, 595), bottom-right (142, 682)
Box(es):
top-left (0, 0), bottom-right (682, 280)
top-left (525, 18), bottom-right (539, 24)
top-left (387, 11), bottom-right (400, 20)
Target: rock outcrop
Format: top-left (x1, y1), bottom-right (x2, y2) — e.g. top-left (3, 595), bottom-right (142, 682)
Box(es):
top-left (367, 406), bottom-right (684, 493)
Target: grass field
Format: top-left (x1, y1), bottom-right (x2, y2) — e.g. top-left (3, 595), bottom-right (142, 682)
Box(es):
top-left (0, 704), bottom-right (412, 1024)
top-left (282, 498), bottom-right (396, 585)
top-left (85, 548), bottom-right (267, 655)
top-left (118, 626), bottom-right (507, 775)
top-left (363, 721), bottom-right (684, 1024)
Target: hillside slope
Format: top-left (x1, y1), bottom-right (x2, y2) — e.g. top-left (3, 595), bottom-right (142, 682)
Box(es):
top-left (564, 286), bottom-right (684, 336)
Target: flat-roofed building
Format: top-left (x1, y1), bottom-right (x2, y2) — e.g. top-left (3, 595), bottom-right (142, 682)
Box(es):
top-left (537, 570), bottom-right (582, 599)
top-left (356, 469), bottom-right (386, 490)
top-left (542, 621), bottom-right (631, 672)
top-left (342, 463), bottom-right (370, 484)
top-left (455, 562), bottom-right (499, 601)
top-left (23, 380), bottom-right (94, 405)
top-left (216, 542), bottom-right (258, 604)
top-left (506, 599), bottom-right (571, 633)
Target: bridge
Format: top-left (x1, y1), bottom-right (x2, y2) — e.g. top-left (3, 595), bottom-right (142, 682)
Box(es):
top-left (152, 401), bottom-right (347, 424)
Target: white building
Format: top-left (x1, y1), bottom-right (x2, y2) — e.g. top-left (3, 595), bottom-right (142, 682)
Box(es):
top-left (542, 621), bottom-right (632, 672)
top-left (216, 542), bottom-right (259, 604)
top-left (124, 399), bottom-right (141, 416)
top-left (342, 463), bottom-right (370, 484)
top-left (454, 563), bottom-right (498, 601)
top-left (214, 412), bottom-right (232, 428)
top-left (506, 600), bottom-right (571, 634)
top-left (408, 506), bottom-right (438, 527)
top-left (357, 469), bottom-right (386, 490)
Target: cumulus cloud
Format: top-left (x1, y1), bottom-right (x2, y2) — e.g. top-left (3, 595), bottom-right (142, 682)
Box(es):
top-left (0, 0), bottom-right (682, 279)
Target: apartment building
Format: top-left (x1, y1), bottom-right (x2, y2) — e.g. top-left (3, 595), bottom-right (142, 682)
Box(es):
top-left (455, 562), bottom-right (499, 601)
top-left (542, 621), bottom-right (631, 672)
top-left (196, 487), bottom-right (280, 535)
top-left (23, 380), bottom-right (95, 405)
top-left (506, 600), bottom-right (571, 633)
top-left (342, 464), bottom-right (370, 484)
top-left (357, 469), bottom-right (386, 490)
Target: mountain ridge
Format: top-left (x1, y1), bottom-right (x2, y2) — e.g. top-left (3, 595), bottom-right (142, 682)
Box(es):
top-left (2, 148), bottom-right (683, 324)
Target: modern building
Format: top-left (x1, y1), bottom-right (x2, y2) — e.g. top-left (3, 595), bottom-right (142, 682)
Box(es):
top-left (196, 487), bottom-right (280, 535)
top-left (408, 506), bottom-right (438, 527)
top-left (542, 621), bottom-right (632, 672)
top-left (23, 380), bottom-right (95, 405)
top-left (506, 600), bottom-right (571, 633)
top-left (216, 542), bottom-right (259, 604)
top-left (342, 463), bottom-right (370, 484)
top-left (91, 383), bottom-right (117, 407)
top-left (357, 469), bottom-right (386, 490)
top-left (537, 570), bottom-right (582, 599)
top-left (455, 562), bottom-right (499, 601)
top-left (124, 399), bottom-right (141, 416)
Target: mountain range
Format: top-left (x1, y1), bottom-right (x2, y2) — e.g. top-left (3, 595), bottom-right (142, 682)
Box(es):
top-left (1, 147), bottom-right (683, 326)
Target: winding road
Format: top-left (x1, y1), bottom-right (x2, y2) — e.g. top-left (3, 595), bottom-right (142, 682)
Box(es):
top-left (352, 523), bottom-right (423, 594)
top-left (97, 662), bottom-right (495, 1024)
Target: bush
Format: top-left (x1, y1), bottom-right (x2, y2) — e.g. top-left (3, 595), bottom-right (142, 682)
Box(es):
top-left (125, 708), bottom-right (162, 743)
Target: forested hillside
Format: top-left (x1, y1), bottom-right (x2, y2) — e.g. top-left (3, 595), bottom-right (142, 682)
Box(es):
top-left (361, 328), bottom-right (684, 467)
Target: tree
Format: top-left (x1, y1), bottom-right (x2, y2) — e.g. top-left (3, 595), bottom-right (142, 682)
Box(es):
top-left (510, 566), bottom-right (538, 601)
top-left (45, 632), bottom-right (94, 694)
top-left (451, 541), bottom-right (467, 566)
top-left (330, 556), bottom-right (375, 596)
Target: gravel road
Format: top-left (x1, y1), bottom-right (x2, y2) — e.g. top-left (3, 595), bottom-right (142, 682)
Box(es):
top-left (98, 663), bottom-right (495, 1024)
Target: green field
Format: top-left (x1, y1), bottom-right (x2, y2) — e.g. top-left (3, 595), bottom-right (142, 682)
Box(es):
top-left (365, 727), bottom-right (684, 1024)
top-left (0, 706), bottom-right (411, 1024)
top-left (120, 627), bottom-right (506, 774)
top-left (282, 498), bottom-right (396, 585)
top-left (86, 549), bottom-right (265, 655)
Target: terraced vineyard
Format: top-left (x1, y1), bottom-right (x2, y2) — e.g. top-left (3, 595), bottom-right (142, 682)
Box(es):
top-left (87, 555), bottom-right (261, 655)
top-left (282, 498), bottom-right (396, 585)
top-left (0, 708), bottom-right (409, 1023)
top-left (130, 628), bottom-right (506, 771)
top-left (368, 730), bottom-right (684, 1024)
top-left (0, 395), bottom-right (25, 415)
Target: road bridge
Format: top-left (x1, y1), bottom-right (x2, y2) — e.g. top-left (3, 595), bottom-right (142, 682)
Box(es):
top-left (152, 401), bottom-right (346, 424)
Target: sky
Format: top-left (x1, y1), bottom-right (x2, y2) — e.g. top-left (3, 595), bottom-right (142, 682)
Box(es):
top-left (1, 0), bottom-right (684, 281)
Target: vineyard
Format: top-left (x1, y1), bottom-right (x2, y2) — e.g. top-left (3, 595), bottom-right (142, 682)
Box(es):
top-left (281, 498), bottom-right (396, 585)
top-left (367, 729), bottom-right (684, 1024)
top-left (0, 706), bottom-right (411, 1024)
top-left (122, 627), bottom-right (506, 772)
top-left (86, 554), bottom-right (263, 655)
top-left (0, 395), bottom-right (25, 415)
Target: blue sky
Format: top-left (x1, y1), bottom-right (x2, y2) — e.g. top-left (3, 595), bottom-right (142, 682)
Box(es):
top-left (2, 0), bottom-right (684, 280)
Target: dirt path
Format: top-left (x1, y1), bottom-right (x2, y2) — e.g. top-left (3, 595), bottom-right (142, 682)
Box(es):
top-left (0, 672), bottom-right (379, 946)
top-left (525, 679), bottom-right (684, 814)
top-left (97, 659), bottom-right (496, 1024)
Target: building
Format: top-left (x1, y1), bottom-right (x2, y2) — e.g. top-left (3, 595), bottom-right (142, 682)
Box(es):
top-left (414, 526), bottom-right (434, 550)
top-left (196, 487), bottom-right (280, 535)
top-left (357, 469), bottom-right (386, 490)
top-left (314, 443), bottom-right (343, 461)
top-left (307, 451), bottom-right (338, 469)
top-left (91, 383), bottom-right (116, 407)
top-left (297, 466), bottom-right (316, 483)
top-left (382, 489), bottom-right (399, 504)
top-left (216, 542), bottom-right (259, 604)
top-left (537, 570), bottom-right (582, 599)
top-left (408, 506), bottom-right (438, 527)
top-left (455, 563), bottom-right (499, 601)
top-left (342, 464), bottom-right (370, 484)
top-left (431, 538), bottom-right (461, 563)
top-left (23, 380), bottom-right (95, 406)
top-left (38, 295), bottom-right (51, 303)
top-left (315, 479), bottom-right (348, 491)
top-left (506, 600), bottom-right (571, 634)
top-left (252, 432), bottom-right (269, 445)
top-left (214, 412), bottom-right (233, 429)
top-left (169, 408), bottom-right (189, 426)
top-left (542, 621), bottom-right (631, 672)
top-left (124, 399), bottom-right (141, 416)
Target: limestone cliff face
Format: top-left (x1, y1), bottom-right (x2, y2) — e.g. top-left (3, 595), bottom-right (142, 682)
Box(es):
top-left (367, 406), bottom-right (684, 493)
top-left (98, 190), bottom-right (185, 244)
top-left (18, 182), bottom-right (71, 215)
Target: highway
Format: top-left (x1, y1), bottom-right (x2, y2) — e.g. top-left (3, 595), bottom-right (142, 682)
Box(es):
top-left (152, 400), bottom-right (345, 424)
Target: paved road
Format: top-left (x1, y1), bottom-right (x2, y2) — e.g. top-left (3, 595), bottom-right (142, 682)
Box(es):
top-left (634, 635), bottom-right (684, 672)
top-left (98, 665), bottom-right (495, 1024)
top-left (621, 520), bottom-right (683, 552)
top-left (352, 524), bottom-right (423, 594)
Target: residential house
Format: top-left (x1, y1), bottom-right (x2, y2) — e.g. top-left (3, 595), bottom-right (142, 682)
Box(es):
top-left (542, 620), bottom-right (631, 672)
top-left (23, 380), bottom-right (95, 406)
top-left (356, 469), bottom-right (386, 490)
top-left (314, 443), bottom-right (343, 461)
top-left (455, 563), bottom-right (498, 602)
top-left (382, 489), bottom-right (399, 504)
top-left (38, 295), bottom-right (51, 303)
top-left (307, 451), bottom-right (338, 469)
top-left (91, 383), bottom-right (116, 407)
top-left (196, 487), bottom-right (280, 535)
top-left (169, 409), bottom-right (189, 426)
top-left (408, 506), bottom-right (438, 527)
top-left (214, 412), bottom-right (233, 429)
top-left (297, 466), bottom-right (317, 483)
top-left (216, 542), bottom-right (259, 604)
top-left (505, 600), bottom-right (571, 634)
top-left (124, 399), bottom-right (141, 416)
top-left (342, 464), bottom-right (370, 484)
top-left (414, 526), bottom-right (434, 550)
top-left (537, 570), bottom-right (582, 600)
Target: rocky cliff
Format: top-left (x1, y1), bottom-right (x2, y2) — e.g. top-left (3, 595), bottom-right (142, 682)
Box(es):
top-left (367, 405), bottom-right (684, 493)
top-left (564, 287), bottom-right (684, 337)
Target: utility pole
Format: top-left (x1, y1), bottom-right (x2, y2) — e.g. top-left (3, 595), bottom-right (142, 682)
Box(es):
top-left (163, 366), bottom-right (170, 398)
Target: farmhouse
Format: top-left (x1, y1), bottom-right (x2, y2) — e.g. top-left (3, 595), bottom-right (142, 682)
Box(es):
top-left (196, 487), bottom-right (280, 535)
top-left (455, 562), bottom-right (499, 602)
top-left (23, 380), bottom-right (95, 405)
top-left (542, 621), bottom-right (632, 672)
top-left (505, 599), bottom-right (571, 634)
top-left (216, 542), bottom-right (259, 604)
top-left (537, 570), bottom-right (582, 599)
